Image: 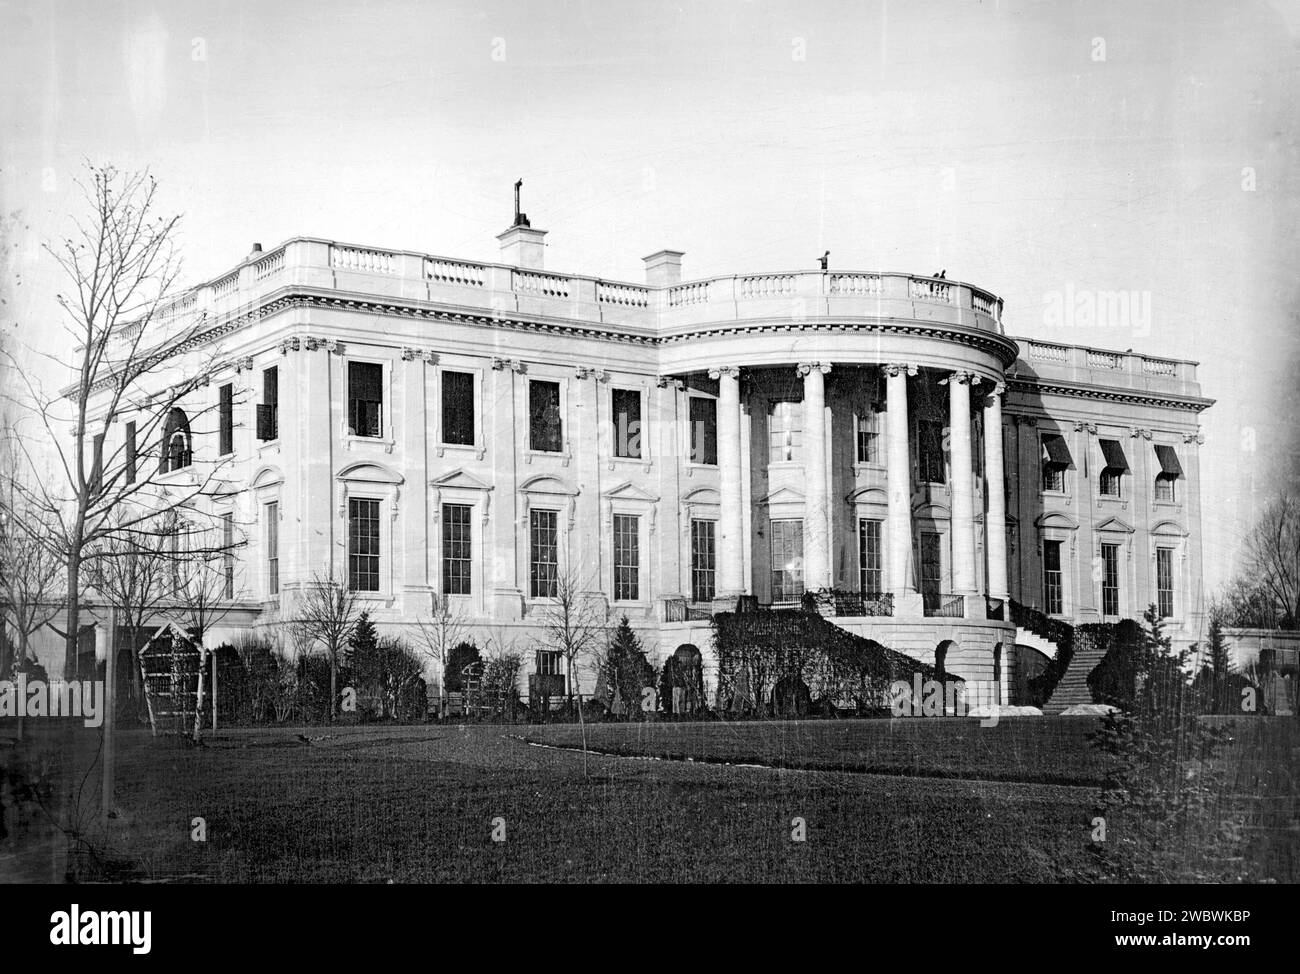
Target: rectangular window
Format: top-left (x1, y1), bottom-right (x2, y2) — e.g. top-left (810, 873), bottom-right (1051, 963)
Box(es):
top-left (266, 502), bottom-right (279, 596)
top-left (347, 497), bottom-right (381, 592)
top-left (529, 509), bottom-right (559, 598)
top-left (768, 399), bottom-right (802, 463)
top-left (769, 519), bottom-right (804, 603)
top-left (536, 649), bottom-right (562, 676)
top-left (689, 396), bottom-right (717, 465)
top-left (611, 388), bottom-right (642, 459)
top-left (529, 380), bottom-right (563, 452)
top-left (1100, 469), bottom-right (1123, 497)
top-left (856, 406), bottom-right (881, 464)
top-left (1156, 547), bottom-right (1174, 618)
top-left (89, 433), bottom-right (104, 496)
top-left (348, 362), bottom-right (384, 438)
top-left (690, 519), bottom-right (716, 604)
top-left (1154, 473), bottom-right (1176, 502)
top-left (613, 513), bottom-right (640, 601)
top-left (919, 531), bottom-right (942, 612)
top-left (1101, 543), bottom-right (1120, 617)
top-left (257, 366), bottom-right (279, 441)
top-left (859, 518), bottom-right (883, 594)
top-left (919, 419), bottom-right (946, 484)
top-left (1041, 434), bottom-right (1072, 492)
top-left (218, 383), bottom-right (234, 456)
top-left (441, 370), bottom-right (475, 446)
top-left (442, 503), bottom-right (472, 596)
top-left (125, 421), bottom-right (137, 485)
top-left (222, 512), bottom-right (235, 599)
top-left (1043, 540), bottom-right (1063, 615)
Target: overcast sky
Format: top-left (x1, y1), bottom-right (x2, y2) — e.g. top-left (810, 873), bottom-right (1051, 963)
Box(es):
top-left (2, 0), bottom-right (1298, 599)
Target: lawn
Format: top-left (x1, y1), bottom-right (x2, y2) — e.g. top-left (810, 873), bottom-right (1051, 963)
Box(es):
top-left (3, 716), bottom-right (1294, 883)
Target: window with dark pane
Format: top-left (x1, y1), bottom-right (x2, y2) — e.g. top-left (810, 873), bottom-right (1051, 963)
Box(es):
top-left (689, 396), bottom-right (717, 465)
top-left (612, 388), bottom-right (642, 459)
top-left (348, 362), bottom-right (383, 438)
top-left (529, 380), bottom-right (562, 452)
top-left (691, 519), bottom-right (716, 604)
top-left (441, 370), bottom-right (475, 446)
top-left (219, 383), bottom-right (234, 456)
top-left (529, 509), bottom-right (559, 598)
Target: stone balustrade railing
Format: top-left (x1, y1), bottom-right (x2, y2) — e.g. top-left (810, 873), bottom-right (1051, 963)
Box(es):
top-left (108, 237), bottom-right (1198, 386)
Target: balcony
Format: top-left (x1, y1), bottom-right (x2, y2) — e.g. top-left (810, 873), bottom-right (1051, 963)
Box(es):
top-left (924, 593), bottom-right (966, 618)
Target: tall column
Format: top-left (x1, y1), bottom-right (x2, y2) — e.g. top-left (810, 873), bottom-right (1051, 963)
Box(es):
top-left (984, 383), bottom-right (1009, 602)
top-left (711, 366), bottom-right (744, 599)
top-left (490, 357), bottom-right (525, 619)
top-left (948, 370), bottom-right (978, 599)
top-left (799, 362), bottom-right (832, 592)
top-left (885, 363), bottom-right (918, 609)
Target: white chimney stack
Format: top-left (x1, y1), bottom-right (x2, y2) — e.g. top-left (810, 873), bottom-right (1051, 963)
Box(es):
top-left (498, 225), bottom-right (547, 269)
top-left (643, 250), bottom-right (684, 286)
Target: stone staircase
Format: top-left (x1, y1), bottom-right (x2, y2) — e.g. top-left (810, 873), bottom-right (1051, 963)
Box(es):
top-left (1042, 637), bottom-right (1109, 714)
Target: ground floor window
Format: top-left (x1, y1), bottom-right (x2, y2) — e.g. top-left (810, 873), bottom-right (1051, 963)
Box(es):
top-left (859, 518), bottom-right (882, 594)
top-left (348, 498), bottom-right (381, 592)
top-left (442, 503), bottom-right (472, 595)
top-left (1101, 542), bottom-right (1120, 616)
top-left (1156, 546), bottom-right (1175, 618)
top-left (613, 513), bottom-right (640, 601)
top-left (770, 519), bottom-right (804, 603)
top-left (919, 531), bottom-right (942, 612)
top-left (691, 519), bottom-right (716, 603)
top-left (1043, 539), bottom-right (1063, 615)
top-left (529, 509), bottom-right (559, 598)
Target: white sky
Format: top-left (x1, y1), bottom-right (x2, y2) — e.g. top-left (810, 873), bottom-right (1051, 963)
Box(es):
top-left (2, 0), bottom-right (1298, 594)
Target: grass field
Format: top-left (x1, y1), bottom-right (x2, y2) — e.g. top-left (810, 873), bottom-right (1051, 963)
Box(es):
top-left (2, 716), bottom-right (1295, 883)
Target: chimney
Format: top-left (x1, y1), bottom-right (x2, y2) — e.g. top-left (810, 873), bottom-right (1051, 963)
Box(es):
top-left (643, 250), bottom-right (684, 287)
top-left (497, 224), bottom-right (547, 269)
top-left (248, 242), bottom-right (263, 258)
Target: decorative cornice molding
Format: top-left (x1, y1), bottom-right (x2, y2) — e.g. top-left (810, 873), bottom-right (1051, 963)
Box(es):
top-left (1006, 377), bottom-right (1212, 413)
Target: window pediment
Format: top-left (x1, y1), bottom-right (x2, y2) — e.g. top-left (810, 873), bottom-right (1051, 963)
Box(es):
top-left (1035, 511), bottom-right (1079, 530)
top-left (1096, 515), bottom-right (1135, 534)
top-left (336, 461), bottom-right (404, 485)
top-left (430, 468), bottom-right (493, 492)
top-left (604, 481), bottom-right (659, 504)
top-left (846, 486), bottom-right (888, 506)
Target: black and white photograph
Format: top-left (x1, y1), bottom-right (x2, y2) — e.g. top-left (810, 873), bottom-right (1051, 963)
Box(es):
top-left (0, 0), bottom-right (1294, 946)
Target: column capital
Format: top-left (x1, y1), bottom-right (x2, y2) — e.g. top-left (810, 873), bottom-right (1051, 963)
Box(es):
top-left (883, 362), bottom-right (918, 378)
top-left (656, 375), bottom-right (685, 390)
top-left (1073, 420), bottom-right (1097, 434)
top-left (796, 362), bottom-right (832, 377)
top-left (574, 366), bottom-right (609, 382)
top-left (1183, 432), bottom-right (1204, 445)
top-left (492, 357), bottom-right (527, 374)
top-left (983, 381), bottom-right (1006, 400)
top-left (708, 366), bottom-right (741, 381)
top-left (1129, 426), bottom-right (1152, 440)
top-left (945, 369), bottom-right (980, 385)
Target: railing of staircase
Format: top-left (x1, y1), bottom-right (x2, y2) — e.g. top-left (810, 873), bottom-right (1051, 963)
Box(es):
top-left (926, 594), bottom-right (965, 618)
top-left (663, 597), bottom-right (686, 623)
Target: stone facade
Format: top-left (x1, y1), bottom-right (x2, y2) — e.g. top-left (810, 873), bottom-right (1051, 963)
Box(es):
top-left (79, 221), bottom-right (1213, 701)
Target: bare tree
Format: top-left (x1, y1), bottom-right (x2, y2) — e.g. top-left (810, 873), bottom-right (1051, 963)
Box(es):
top-left (291, 567), bottom-right (361, 722)
top-left (0, 163), bottom-right (232, 682)
top-left (0, 487), bottom-right (64, 679)
top-left (1239, 493), bottom-right (1300, 629)
top-left (414, 592), bottom-right (468, 719)
top-left (535, 569), bottom-right (609, 769)
top-left (85, 510), bottom-right (173, 721)
top-left (170, 511), bottom-right (242, 742)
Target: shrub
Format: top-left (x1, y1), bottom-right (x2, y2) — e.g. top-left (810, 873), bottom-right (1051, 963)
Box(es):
top-left (444, 641), bottom-right (482, 694)
top-left (598, 617), bottom-right (657, 719)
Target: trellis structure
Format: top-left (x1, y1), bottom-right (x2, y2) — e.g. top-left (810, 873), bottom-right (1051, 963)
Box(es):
top-left (137, 622), bottom-right (203, 736)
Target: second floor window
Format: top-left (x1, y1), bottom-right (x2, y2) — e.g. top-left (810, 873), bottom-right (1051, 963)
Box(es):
top-left (919, 419), bottom-right (946, 484)
top-left (1098, 439), bottom-right (1128, 497)
top-left (348, 497), bottom-right (381, 592)
top-left (441, 370), bottom-right (475, 446)
top-left (768, 400), bottom-right (802, 463)
top-left (222, 512), bottom-right (235, 599)
top-left (612, 388), bottom-right (642, 459)
top-left (1155, 472), bottom-right (1177, 502)
top-left (1154, 445), bottom-right (1183, 502)
top-left (689, 397), bottom-right (717, 465)
top-left (856, 406), bottom-right (881, 464)
top-left (257, 366), bottom-right (279, 441)
top-left (348, 362), bottom-right (383, 438)
top-left (160, 407), bottom-right (192, 473)
top-left (125, 421), bottom-right (137, 484)
top-left (529, 380), bottom-right (562, 453)
top-left (1041, 433), bottom-right (1071, 492)
top-left (218, 383), bottom-right (234, 456)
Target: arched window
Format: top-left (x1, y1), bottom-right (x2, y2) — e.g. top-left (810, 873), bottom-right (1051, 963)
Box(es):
top-left (160, 407), bottom-right (192, 473)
